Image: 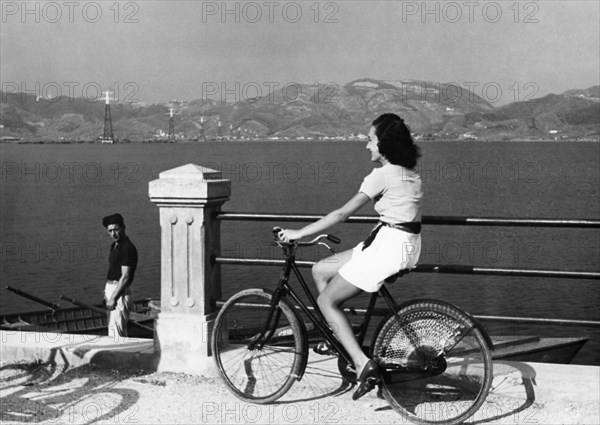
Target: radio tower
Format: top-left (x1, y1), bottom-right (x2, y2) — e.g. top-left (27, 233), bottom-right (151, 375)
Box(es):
top-left (168, 108), bottom-right (175, 139)
top-left (101, 91), bottom-right (114, 143)
top-left (217, 120), bottom-right (222, 138)
top-left (200, 116), bottom-right (207, 141)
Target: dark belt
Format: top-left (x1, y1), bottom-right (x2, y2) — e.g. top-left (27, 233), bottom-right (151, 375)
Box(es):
top-left (381, 221), bottom-right (421, 234)
top-left (362, 221), bottom-right (421, 251)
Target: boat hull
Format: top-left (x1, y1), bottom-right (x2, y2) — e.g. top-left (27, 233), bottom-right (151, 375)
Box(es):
top-left (490, 335), bottom-right (589, 364)
top-left (2, 305), bottom-right (588, 364)
top-left (0, 298), bottom-right (157, 337)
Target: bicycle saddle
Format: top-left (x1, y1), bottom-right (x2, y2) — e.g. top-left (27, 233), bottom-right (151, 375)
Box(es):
top-left (384, 269), bottom-right (410, 284)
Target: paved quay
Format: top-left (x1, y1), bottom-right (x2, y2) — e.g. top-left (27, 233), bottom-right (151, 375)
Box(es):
top-left (1, 330), bottom-right (599, 424)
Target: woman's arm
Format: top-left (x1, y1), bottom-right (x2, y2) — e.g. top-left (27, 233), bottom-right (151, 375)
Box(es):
top-left (278, 192), bottom-right (370, 242)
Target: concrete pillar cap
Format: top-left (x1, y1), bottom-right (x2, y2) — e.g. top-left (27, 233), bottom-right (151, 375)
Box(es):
top-left (149, 163), bottom-right (231, 202)
top-left (158, 163), bottom-right (222, 180)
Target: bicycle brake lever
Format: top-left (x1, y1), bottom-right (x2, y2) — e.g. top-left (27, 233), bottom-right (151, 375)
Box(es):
top-left (318, 241), bottom-right (336, 254)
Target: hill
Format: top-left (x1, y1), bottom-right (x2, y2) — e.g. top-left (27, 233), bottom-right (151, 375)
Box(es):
top-left (0, 81), bottom-right (598, 142)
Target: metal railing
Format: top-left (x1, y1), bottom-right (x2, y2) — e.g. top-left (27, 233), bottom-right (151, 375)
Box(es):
top-left (218, 212), bottom-right (600, 228)
top-left (215, 212), bottom-right (600, 327)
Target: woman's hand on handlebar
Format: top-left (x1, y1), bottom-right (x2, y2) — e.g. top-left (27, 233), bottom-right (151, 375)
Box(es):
top-left (276, 228), bottom-right (304, 243)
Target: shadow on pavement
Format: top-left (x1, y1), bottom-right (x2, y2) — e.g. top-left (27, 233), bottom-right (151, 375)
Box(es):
top-left (278, 355), bottom-right (353, 403)
top-left (344, 359), bottom-right (539, 424)
top-left (1, 358), bottom-right (153, 424)
top-left (471, 361), bottom-right (538, 424)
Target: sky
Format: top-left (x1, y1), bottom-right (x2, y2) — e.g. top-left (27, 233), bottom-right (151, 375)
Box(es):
top-left (1, 0), bottom-right (599, 105)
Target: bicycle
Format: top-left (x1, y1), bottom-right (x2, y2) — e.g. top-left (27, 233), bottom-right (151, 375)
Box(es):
top-left (212, 230), bottom-right (494, 425)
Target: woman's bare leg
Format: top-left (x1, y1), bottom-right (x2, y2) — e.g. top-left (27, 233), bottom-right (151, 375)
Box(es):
top-left (312, 249), bottom-right (353, 293)
top-left (317, 273), bottom-right (370, 375)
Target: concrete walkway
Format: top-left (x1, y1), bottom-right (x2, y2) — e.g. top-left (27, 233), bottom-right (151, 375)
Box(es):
top-left (1, 331), bottom-right (598, 424)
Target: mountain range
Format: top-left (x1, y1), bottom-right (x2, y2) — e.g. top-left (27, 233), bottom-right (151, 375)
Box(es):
top-left (1, 79), bottom-right (598, 141)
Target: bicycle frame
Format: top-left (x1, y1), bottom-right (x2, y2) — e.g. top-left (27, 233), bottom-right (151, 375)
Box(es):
top-left (256, 242), bottom-right (403, 377)
top-left (213, 235), bottom-right (495, 422)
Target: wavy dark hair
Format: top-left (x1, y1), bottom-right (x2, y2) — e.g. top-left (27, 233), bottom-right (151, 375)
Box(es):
top-left (372, 113), bottom-right (420, 169)
top-left (102, 213), bottom-right (125, 228)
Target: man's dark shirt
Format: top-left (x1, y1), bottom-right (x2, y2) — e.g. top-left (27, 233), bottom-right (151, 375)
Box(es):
top-left (107, 237), bottom-right (138, 281)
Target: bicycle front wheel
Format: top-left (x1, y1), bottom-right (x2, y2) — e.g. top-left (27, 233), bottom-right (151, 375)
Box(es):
top-left (372, 300), bottom-right (493, 425)
top-left (211, 289), bottom-right (307, 403)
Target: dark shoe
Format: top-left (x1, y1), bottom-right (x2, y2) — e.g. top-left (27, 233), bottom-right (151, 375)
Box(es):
top-left (352, 359), bottom-right (381, 401)
top-left (313, 340), bottom-right (337, 356)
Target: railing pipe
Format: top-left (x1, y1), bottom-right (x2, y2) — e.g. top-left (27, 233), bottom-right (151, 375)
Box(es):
top-left (217, 212), bottom-right (600, 228)
top-left (213, 300), bottom-right (600, 327)
top-left (214, 257), bottom-right (600, 280)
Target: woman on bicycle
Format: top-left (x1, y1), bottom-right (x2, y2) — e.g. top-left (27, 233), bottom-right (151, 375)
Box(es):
top-left (278, 113), bottom-right (422, 400)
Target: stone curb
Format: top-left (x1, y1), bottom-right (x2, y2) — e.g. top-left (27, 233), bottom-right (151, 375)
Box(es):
top-left (1, 330), bottom-right (156, 371)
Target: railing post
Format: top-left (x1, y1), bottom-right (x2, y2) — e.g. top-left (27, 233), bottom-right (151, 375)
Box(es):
top-left (149, 163), bottom-right (230, 375)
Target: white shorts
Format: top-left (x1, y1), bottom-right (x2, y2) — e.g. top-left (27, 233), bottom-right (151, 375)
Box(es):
top-left (338, 225), bottom-right (421, 293)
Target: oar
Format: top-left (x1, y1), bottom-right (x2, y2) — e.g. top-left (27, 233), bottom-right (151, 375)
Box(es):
top-left (6, 286), bottom-right (61, 310)
top-left (59, 294), bottom-right (153, 333)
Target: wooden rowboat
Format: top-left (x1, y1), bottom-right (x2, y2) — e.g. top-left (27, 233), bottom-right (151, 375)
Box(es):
top-left (1, 286), bottom-right (158, 338)
top-left (490, 335), bottom-right (589, 364)
top-left (0, 298), bottom-right (158, 337)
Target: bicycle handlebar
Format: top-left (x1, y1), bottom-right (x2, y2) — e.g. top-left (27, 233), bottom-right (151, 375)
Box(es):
top-left (272, 227), bottom-right (341, 246)
top-left (324, 234), bottom-right (341, 244)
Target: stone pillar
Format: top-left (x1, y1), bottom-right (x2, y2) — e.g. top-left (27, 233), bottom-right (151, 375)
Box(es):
top-left (148, 164), bottom-right (230, 376)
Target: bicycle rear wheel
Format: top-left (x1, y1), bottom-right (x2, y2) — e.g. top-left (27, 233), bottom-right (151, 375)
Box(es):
top-left (211, 289), bottom-right (307, 403)
top-left (372, 299), bottom-right (493, 425)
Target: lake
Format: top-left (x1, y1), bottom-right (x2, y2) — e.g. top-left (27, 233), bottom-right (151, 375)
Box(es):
top-left (1, 141), bottom-right (599, 364)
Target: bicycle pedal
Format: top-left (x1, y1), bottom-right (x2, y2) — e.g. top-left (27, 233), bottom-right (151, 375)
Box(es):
top-left (313, 341), bottom-right (338, 356)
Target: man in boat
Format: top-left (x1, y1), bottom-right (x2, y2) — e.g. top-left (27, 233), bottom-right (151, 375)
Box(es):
top-left (102, 213), bottom-right (138, 337)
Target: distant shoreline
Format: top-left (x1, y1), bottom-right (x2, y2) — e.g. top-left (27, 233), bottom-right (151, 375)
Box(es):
top-left (2, 137), bottom-right (599, 144)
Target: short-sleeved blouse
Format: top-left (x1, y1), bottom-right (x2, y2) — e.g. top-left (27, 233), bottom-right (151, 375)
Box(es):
top-left (359, 163), bottom-right (422, 224)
